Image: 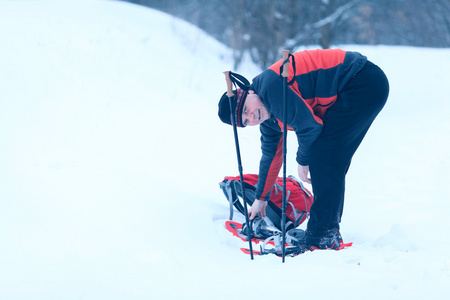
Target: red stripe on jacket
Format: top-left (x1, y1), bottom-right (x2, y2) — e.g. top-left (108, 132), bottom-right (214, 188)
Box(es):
top-left (260, 136), bottom-right (283, 200)
top-left (277, 118), bottom-right (293, 132)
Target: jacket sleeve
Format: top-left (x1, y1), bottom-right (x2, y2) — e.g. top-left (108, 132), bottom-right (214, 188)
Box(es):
top-left (254, 122), bottom-right (283, 201)
top-left (265, 79), bottom-right (323, 166)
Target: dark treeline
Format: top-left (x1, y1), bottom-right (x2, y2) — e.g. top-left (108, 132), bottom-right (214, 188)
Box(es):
top-left (125, 0), bottom-right (450, 68)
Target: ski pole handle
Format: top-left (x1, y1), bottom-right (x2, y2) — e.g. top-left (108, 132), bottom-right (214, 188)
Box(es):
top-left (223, 71), bottom-right (234, 97)
top-left (281, 50), bottom-right (290, 78)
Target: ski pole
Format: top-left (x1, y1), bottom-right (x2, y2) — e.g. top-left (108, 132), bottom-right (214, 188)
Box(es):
top-left (223, 71), bottom-right (254, 260)
top-left (281, 50), bottom-right (290, 263)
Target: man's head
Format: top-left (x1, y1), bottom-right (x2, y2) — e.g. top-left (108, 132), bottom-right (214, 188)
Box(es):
top-left (218, 89), bottom-right (271, 127)
top-left (218, 88), bottom-right (247, 127)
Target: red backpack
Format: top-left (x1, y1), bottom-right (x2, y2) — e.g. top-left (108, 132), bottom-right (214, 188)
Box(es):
top-left (219, 174), bottom-right (314, 231)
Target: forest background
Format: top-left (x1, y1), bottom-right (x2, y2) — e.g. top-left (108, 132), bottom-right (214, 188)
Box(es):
top-left (125, 0), bottom-right (450, 68)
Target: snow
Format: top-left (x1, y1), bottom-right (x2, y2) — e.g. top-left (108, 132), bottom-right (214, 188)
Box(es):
top-left (1, 0), bottom-right (449, 299)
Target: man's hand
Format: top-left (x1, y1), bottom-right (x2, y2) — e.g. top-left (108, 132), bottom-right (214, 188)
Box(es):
top-left (298, 164), bottom-right (311, 184)
top-left (248, 200), bottom-right (268, 220)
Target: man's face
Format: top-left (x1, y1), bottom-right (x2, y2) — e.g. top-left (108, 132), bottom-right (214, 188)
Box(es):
top-left (241, 91), bottom-right (271, 126)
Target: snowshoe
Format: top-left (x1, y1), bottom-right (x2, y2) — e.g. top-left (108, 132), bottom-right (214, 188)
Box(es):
top-left (225, 217), bottom-right (279, 243)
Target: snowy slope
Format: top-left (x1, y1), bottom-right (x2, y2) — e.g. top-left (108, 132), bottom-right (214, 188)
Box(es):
top-left (0, 0), bottom-right (449, 299)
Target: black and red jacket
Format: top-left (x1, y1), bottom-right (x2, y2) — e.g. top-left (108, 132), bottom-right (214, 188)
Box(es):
top-left (251, 49), bottom-right (367, 201)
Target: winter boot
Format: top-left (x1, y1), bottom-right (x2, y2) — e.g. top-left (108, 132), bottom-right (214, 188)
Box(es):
top-left (306, 228), bottom-right (343, 250)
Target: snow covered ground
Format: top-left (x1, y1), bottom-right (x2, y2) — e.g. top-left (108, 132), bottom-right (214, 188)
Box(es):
top-left (1, 0), bottom-right (449, 299)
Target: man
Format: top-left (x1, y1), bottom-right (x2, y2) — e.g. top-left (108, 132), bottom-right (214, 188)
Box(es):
top-left (218, 49), bottom-right (389, 250)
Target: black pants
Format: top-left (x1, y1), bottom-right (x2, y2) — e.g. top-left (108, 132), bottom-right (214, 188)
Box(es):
top-left (307, 61), bottom-right (389, 235)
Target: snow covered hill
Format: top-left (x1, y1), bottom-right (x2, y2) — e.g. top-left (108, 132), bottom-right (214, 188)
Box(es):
top-left (0, 1), bottom-right (449, 299)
